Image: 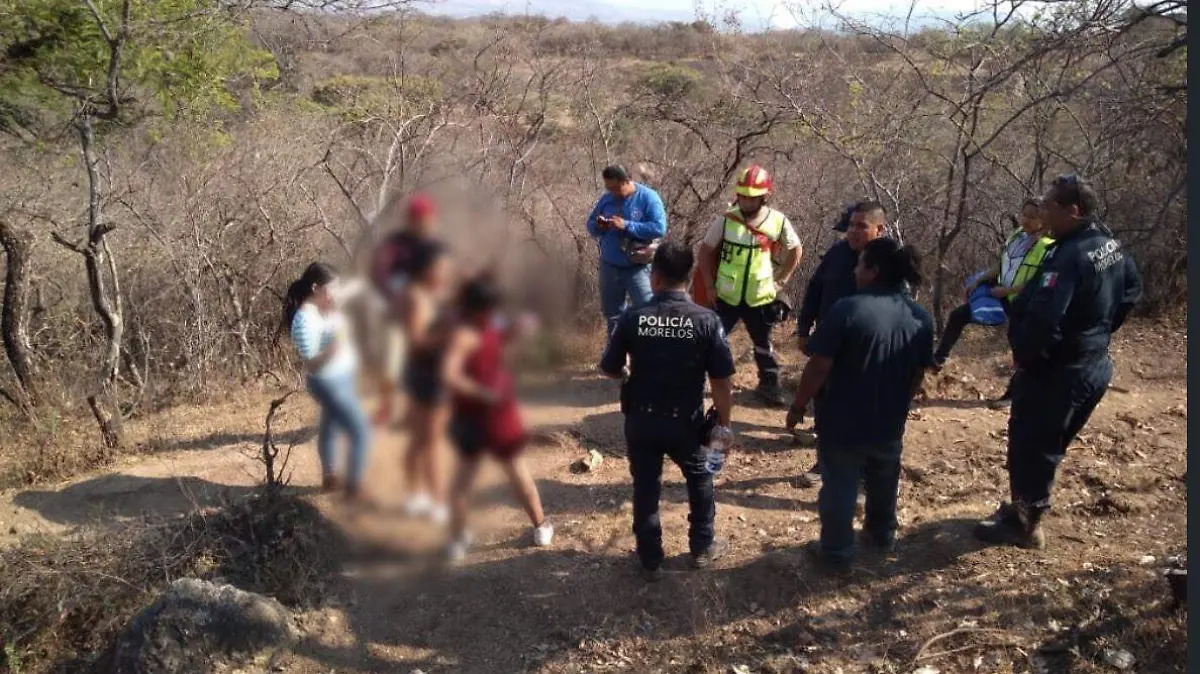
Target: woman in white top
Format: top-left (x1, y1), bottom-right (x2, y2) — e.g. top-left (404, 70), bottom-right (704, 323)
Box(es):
top-left (282, 262), bottom-right (371, 500)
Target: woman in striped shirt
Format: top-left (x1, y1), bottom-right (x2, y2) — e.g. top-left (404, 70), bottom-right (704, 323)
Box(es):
top-left (282, 262), bottom-right (371, 500)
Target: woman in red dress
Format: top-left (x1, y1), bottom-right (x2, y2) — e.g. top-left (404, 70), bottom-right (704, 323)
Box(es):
top-left (442, 276), bottom-right (552, 560)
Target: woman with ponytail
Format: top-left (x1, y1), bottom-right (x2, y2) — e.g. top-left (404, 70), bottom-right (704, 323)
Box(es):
top-left (784, 238), bottom-right (934, 572)
top-left (282, 262), bottom-right (371, 500)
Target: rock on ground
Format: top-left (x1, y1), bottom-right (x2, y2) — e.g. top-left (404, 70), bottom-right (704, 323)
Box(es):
top-left (92, 578), bottom-right (298, 674)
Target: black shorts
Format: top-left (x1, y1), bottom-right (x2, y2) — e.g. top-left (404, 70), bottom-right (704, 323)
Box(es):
top-left (451, 416), bottom-right (524, 461)
top-left (403, 359), bottom-right (444, 405)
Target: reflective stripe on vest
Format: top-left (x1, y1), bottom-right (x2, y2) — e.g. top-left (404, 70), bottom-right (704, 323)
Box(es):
top-left (1000, 231), bottom-right (1055, 298)
top-left (715, 208), bottom-right (785, 308)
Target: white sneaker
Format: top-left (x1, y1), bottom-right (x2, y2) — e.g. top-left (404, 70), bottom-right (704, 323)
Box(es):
top-left (403, 492), bottom-right (433, 517)
top-left (447, 536), bottom-right (470, 563)
top-left (429, 504), bottom-right (450, 526)
top-left (533, 521), bottom-right (554, 547)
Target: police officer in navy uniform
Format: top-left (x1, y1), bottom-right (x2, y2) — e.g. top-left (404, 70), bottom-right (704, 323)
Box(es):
top-left (600, 240), bottom-right (736, 581)
top-left (975, 174), bottom-right (1142, 549)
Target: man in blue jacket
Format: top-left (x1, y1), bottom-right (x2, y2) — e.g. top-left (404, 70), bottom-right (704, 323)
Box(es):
top-left (587, 165), bottom-right (669, 335)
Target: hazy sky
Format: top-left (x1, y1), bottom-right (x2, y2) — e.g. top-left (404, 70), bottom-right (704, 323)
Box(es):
top-left (425, 0), bottom-right (1004, 30)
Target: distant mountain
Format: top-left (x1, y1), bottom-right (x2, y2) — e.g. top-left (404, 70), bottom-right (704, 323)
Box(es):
top-left (417, 0), bottom-right (1009, 31)
top-left (424, 0), bottom-right (703, 25)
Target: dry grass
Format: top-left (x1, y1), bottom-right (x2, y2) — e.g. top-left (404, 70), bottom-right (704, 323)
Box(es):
top-left (0, 323), bottom-right (1187, 674)
top-left (0, 493), bottom-right (344, 674)
top-left (0, 385), bottom-right (292, 490)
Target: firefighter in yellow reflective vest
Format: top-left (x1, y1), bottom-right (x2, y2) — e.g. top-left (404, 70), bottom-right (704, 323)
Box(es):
top-left (698, 165), bottom-right (803, 406)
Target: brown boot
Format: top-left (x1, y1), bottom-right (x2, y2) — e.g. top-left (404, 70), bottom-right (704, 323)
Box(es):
top-left (321, 474), bottom-right (343, 494)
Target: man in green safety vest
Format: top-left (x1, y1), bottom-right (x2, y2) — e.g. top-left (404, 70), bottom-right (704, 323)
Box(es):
top-left (698, 165), bottom-right (803, 407)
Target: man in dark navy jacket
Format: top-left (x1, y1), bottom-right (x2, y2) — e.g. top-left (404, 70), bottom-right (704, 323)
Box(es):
top-left (975, 174), bottom-right (1142, 549)
top-left (793, 201), bottom-right (888, 482)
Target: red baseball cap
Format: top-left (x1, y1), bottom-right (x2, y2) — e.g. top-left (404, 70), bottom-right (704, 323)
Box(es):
top-left (407, 193), bottom-right (436, 221)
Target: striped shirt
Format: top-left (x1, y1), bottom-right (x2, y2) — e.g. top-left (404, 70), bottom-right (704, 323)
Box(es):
top-left (291, 304), bottom-right (358, 379)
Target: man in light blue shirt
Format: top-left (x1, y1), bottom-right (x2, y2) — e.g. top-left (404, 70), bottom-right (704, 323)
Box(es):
top-left (587, 165), bottom-right (668, 334)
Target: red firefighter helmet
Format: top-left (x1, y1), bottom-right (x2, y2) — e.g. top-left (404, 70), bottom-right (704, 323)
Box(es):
top-left (734, 165), bottom-right (772, 198)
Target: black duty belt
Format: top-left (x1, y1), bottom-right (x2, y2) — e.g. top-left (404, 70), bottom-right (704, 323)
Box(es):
top-left (629, 403), bottom-right (702, 421)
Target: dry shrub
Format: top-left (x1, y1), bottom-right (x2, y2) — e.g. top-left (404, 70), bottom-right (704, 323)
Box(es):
top-left (513, 325), bottom-right (609, 376)
top-left (0, 493), bottom-right (344, 673)
top-left (0, 411), bottom-right (114, 491)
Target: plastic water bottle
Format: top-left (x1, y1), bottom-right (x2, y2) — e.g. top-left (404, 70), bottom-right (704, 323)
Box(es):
top-left (704, 427), bottom-right (730, 475)
top-left (704, 447), bottom-right (725, 475)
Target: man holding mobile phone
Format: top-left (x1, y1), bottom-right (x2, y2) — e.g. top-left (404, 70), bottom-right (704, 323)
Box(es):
top-left (587, 165), bottom-right (668, 336)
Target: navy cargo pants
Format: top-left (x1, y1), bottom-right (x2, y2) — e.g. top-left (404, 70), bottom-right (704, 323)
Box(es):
top-left (1007, 357), bottom-right (1113, 508)
top-left (625, 413), bottom-right (716, 570)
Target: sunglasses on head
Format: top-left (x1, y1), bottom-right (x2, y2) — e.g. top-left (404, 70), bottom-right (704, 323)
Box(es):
top-left (1053, 173), bottom-right (1081, 188)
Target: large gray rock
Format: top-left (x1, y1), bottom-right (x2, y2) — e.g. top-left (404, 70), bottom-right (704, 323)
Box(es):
top-left (94, 578), bottom-right (298, 674)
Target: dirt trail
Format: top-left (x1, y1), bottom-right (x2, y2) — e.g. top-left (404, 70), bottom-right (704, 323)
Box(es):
top-left (0, 323), bottom-right (1187, 673)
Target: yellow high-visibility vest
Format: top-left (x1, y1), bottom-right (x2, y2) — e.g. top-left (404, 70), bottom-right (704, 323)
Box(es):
top-left (715, 207), bottom-right (785, 308)
top-left (1002, 231), bottom-right (1055, 302)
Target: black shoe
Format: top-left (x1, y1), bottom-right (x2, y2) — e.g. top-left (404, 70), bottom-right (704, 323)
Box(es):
top-left (973, 502), bottom-right (1045, 549)
top-left (802, 460), bottom-right (822, 481)
top-left (859, 529), bottom-right (897, 553)
top-left (795, 472), bottom-right (821, 488)
top-left (803, 541), bottom-right (852, 577)
top-left (987, 397), bottom-right (1012, 410)
top-left (641, 565), bottom-right (665, 583)
top-left (691, 538), bottom-right (730, 569)
top-left (796, 461), bottom-right (822, 487)
top-left (755, 382), bottom-right (787, 407)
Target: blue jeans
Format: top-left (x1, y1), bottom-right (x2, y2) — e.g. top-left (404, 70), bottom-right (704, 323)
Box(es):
top-left (600, 262), bottom-right (652, 334)
top-left (817, 441), bottom-right (902, 564)
top-left (306, 372), bottom-right (371, 487)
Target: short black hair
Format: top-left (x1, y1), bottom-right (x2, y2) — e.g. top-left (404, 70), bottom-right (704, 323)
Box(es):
top-left (852, 200), bottom-right (886, 217)
top-left (460, 275), bottom-right (502, 315)
top-left (1050, 174), bottom-right (1098, 218)
top-left (651, 240), bottom-right (693, 285)
top-left (601, 165), bottom-right (630, 183)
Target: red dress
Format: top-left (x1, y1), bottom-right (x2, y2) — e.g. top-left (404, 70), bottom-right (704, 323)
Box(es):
top-left (453, 320), bottom-right (526, 458)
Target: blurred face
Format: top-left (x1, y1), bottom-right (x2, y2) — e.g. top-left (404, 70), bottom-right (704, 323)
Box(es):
top-left (737, 194), bottom-right (766, 217)
top-left (846, 209), bottom-right (885, 252)
top-left (311, 278), bottom-right (338, 312)
top-left (409, 214), bottom-right (436, 237)
top-left (424, 256), bottom-right (451, 293)
top-left (1018, 203), bottom-right (1043, 234)
top-left (853, 252), bottom-right (877, 289)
